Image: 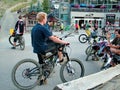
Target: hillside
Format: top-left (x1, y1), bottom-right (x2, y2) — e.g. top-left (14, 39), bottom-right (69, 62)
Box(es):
top-left (0, 0), bottom-right (37, 18)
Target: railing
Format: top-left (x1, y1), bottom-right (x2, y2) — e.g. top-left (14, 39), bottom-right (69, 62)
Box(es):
top-left (71, 7), bottom-right (120, 13)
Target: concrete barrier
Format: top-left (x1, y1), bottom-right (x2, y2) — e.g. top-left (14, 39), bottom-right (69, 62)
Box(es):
top-left (54, 64), bottom-right (120, 90)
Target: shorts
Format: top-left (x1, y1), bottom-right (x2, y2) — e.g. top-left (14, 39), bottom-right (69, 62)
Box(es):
top-left (14, 34), bottom-right (23, 42)
top-left (37, 40), bottom-right (61, 64)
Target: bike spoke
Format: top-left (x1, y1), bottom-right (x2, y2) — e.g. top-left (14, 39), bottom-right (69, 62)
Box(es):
top-left (13, 62), bottom-right (39, 88)
top-left (60, 59), bottom-right (84, 82)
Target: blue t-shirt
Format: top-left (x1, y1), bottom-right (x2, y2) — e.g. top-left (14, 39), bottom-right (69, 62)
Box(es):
top-left (31, 23), bottom-right (52, 54)
top-left (44, 23), bottom-right (53, 35)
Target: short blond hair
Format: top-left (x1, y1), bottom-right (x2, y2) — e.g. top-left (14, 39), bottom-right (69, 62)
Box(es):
top-left (36, 12), bottom-right (47, 22)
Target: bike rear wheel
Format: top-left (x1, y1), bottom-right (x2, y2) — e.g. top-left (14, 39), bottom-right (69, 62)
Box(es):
top-left (85, 45), bottom-right (94, 55)
top-left (60, 58), bottom-right (85, 83)
top-left (9, 35), bottom-right (20, 46)
top-left (78, 34), bottom-right (88, 43)
top-left (11, 59), bottom-right (42, 90)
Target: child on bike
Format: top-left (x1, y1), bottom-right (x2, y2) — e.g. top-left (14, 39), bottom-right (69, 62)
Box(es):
top-left (11, 15), bottom-right (25, 49)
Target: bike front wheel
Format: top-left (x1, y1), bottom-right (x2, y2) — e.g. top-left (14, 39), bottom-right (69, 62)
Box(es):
top-left (85, 45), bottom-right (94, 55)
top-left (60, 58), bottom-right (85, 83)
top-left (78, 34), bottom-right (88, 43)
top-left (11, 59), bottom-right (42, 90)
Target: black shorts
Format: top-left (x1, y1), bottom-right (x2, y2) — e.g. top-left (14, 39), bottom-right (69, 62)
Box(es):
top-left (14, 34), bottom-right (23, 42)
top-left (46, 40), bottom-right (60, 53)
top-left (37, 40), bottom-right (61, 64)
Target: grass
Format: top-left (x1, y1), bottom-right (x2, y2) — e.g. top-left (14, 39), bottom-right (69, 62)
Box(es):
top-left (0, 0), bottom-right (37, 18)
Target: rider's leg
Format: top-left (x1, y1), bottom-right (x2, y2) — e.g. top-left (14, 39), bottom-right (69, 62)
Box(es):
top-left (58, 48), bottom-right (64, 63)
top-left (46, 40), bottom-right (64, 63)
top-left (37, 53), bottom-right (48, 85)
top-left (11, 36), bottom-right (17, 49)
top-left (37, 53), bottom-right (45, 64)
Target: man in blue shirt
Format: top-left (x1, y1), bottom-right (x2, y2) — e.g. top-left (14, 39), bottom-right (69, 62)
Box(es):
top-left (31, 12), bottom-right (69, 65)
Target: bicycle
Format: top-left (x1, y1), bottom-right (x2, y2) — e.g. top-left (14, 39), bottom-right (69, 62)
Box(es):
top-left (85, 35), bottom-right (107, 55)
top-left (79, 29), bottom-right (107, 44)
top-left (9, 33), bottom-right (25, 50)
top-left (85, 41), bottom-right (120, 70)
top-left (86, 41), bottom-right (108, 61)
top-left (11, 33), bottom-right (85, 90)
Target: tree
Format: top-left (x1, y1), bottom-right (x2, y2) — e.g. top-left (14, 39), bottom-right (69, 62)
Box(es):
top-left (42, 0), bottom-right (50, 13)
top-left (37, 1), bottom-right (42, 12)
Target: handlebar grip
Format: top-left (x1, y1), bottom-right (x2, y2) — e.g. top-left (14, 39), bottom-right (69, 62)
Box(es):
top-left (66, 43), bottom-right (70, 46)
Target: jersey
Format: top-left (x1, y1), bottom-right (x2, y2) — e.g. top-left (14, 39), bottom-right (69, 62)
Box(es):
top-left (31, 23), bottom-right (52, 54)
top-left (15, 20), bottom-right (25, 34)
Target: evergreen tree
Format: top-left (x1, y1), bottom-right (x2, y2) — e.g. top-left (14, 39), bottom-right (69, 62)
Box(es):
top-left (42, 0), bottom-right (50, 13)
top-left (37, 1), bottom-right (42, 12)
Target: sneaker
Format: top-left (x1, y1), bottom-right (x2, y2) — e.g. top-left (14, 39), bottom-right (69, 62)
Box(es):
top-left (39, 76), bottom-right (47, 85)
top-left (92, 56), bottom-right (99, 61)
top-left (11, 47), bottom-right (16, 49)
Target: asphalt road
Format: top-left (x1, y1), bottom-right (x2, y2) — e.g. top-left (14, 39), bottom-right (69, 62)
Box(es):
top-left (0, 31), bottom-right (104, 90)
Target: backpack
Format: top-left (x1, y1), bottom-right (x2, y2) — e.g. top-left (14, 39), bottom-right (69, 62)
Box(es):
top-left (18, 21), bottom-right (24, 33)
top-left (15, 20), bottom-right (25, 34)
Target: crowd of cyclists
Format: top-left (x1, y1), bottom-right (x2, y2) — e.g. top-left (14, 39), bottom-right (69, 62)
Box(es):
top-left (10, 11), bottom-right (120, 86)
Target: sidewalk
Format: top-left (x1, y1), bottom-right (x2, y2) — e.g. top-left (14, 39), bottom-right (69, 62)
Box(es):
top-left (54, 64), bottom-right (120, 90)
top-left (93, 74), bottom-right (120, 90)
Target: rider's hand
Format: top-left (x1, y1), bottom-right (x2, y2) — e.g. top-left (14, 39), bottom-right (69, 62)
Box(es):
top-left (54, 35), bottom-right (59, 38)
top-left (64, 41), bottom-right (70, 45)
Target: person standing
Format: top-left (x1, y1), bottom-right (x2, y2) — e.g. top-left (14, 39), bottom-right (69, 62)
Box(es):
top-left (31, 12), bottom-right (69, 65)
top-left (11, 15), bottom-right (25, 49)
top-left (75, 22), bottom-right (79, 33)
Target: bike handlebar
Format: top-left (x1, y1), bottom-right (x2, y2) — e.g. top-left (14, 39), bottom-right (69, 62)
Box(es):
top-left (60, 32), bottom-right (72, 40)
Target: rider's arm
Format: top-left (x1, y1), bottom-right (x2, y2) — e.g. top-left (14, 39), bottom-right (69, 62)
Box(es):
top-left (106, 32), bottom-right (111, 44)
top-left (109, 44), bottom-right (120, 49)
top-left (49, 35), bottom-right (68, 45)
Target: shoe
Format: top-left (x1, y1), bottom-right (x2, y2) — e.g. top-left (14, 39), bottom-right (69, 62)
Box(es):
top-left (11, 47), bottom-right (16, 49)
top-left (92, 56), bottom-right (99, 61)
top-left (39, 75), bottom-right (47, 85)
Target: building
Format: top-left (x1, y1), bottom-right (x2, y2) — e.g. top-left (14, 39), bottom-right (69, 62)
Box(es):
top-left (69, 0), bottom-right (120, 28)
top-left (51, 0), bottom-right (120, 28)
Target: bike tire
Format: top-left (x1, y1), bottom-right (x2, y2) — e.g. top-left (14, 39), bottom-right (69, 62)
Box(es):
top-left (9, 35), bottom-right (20, 46)
top-left (20, 37), bottom-right (25, 50)
top-left (60, 58), bottom-right (85, 83)
top-left (11, 59), bottom-right (41, 90)
top-left (78, 34), bottom-right (88, 43)
top-left (85, 45), bottom-right (93, 55)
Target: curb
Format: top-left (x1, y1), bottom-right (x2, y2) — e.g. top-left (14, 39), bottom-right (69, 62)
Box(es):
top-left (54, 64), bottom-right (120, 90)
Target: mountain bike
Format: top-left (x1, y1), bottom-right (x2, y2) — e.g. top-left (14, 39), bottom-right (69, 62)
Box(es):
top-left (9, 34), bottom-right (25, 50)
top-left (11, 33), bottom-right (85, 90)
top-left (86, 41), bottom-right (108, 61)
top-left (78, 30), bottom-right (106, 44)
top-left (85, 35), bottom-right (107, 55)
